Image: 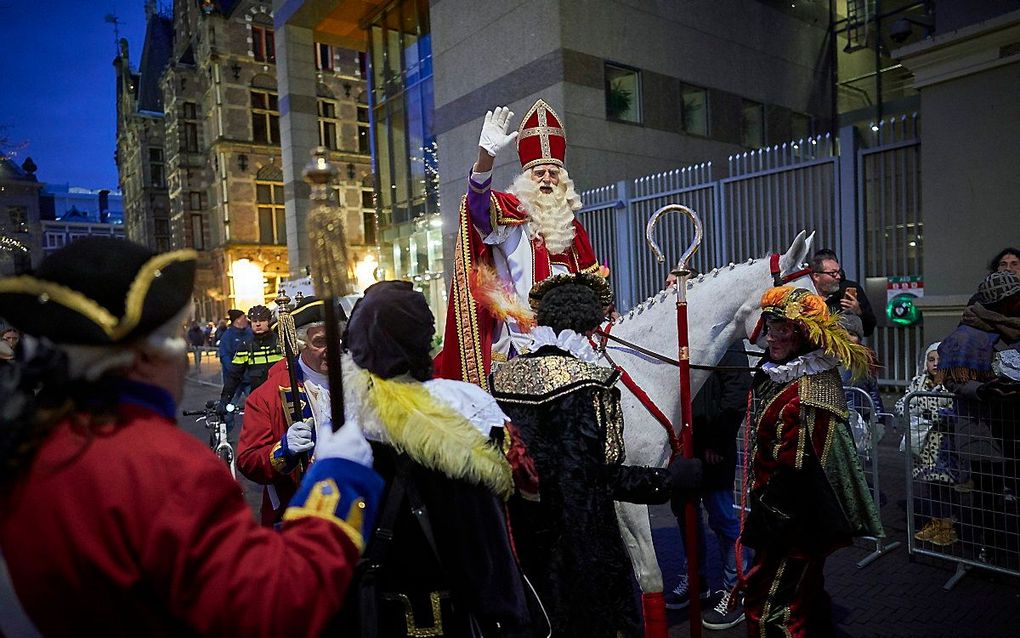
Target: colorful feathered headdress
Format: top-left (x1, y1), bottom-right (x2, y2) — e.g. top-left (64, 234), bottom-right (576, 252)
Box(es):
top-left (760, 286), bottom-right (874, 380)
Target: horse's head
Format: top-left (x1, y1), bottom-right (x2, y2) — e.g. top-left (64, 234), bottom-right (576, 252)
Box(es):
top-left (741, 230), bottom-right (816, 345)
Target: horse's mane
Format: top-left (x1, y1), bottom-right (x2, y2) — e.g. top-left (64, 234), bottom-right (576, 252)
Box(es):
top-left (619, 256), bottom-right (764, 321)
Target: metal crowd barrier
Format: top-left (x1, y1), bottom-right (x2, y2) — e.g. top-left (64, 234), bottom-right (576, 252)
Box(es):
top-left (732, 385), bottom-right (899, 569)
top-left (844, 386), bottom-right (901, 568)
top-left (903, 390), bottom-right (1020, 590)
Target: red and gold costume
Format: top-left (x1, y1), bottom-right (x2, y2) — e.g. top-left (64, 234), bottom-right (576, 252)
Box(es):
top-left (0, 385), bottom-right (381, 637)
top-left (739, 287), bottom-right (882, 637)
top-left (434, 100), bottom-right (602, 390)
top-left (238, 358), bottom-right (314, 526)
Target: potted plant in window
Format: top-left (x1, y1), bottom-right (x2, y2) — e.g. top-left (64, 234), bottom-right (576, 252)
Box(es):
top-left (606, 80), bottom-right (632, 120)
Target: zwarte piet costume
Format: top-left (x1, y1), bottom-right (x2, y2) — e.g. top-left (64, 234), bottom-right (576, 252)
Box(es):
top-left (740, 286), bottom-right (882, 637)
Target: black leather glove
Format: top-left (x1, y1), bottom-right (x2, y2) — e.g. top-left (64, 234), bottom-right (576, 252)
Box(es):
top-left (215, 399), bottom-right (229, 417)
top-left (667, 457), bottom-right (703, 491)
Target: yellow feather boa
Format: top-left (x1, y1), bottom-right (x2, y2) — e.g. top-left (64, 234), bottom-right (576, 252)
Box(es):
top-left (344, 359), bottom-right (513, 499)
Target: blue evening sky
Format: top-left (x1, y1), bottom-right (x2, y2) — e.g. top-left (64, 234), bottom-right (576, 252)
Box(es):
top-left (0, 1), bottom-right (149, 189)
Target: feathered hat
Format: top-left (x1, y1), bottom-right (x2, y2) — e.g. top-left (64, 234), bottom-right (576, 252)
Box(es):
top-left (517, 99), bottom-right (566, 171)
top-left (759, 286), bottom-right (873, 380)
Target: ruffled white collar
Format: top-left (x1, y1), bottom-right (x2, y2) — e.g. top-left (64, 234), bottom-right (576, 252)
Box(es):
top-left (527, 326), bottom-right (598, 363)
top-left (761, 349), bottom-right (839, 383)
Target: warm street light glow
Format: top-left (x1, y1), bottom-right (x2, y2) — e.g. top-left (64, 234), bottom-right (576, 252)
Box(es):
top-left (354, 254), bottom-right (379, 292)
top-left (231, 258), bottom-right (265, 310)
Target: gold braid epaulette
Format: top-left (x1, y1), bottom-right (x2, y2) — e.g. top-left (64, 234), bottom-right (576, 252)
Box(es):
top-left (798, 368), bottom-right (849, 420)
top-left (491, 356), bottom-right (619, 405)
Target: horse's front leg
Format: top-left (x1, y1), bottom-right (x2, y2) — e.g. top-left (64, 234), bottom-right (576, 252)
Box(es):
top-left (616, 501), bottom-right (667, 638)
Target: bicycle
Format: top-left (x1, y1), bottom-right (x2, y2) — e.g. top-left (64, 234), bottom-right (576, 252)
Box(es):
top-left (183, 400), bottom-right (238, 479)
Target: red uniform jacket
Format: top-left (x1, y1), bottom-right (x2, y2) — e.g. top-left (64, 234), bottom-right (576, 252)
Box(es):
top-left (237, 359), bottom-right (309, 526)
top-left (0, 402), bottom-right (373, 637)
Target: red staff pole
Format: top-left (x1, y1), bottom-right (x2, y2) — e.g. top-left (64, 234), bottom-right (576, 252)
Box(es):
top-left (646, 204), bottom-right (704, 638)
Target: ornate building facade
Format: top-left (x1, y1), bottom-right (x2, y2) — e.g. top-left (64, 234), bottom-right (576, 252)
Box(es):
top-left (116, 0), bottom-right (372, 321)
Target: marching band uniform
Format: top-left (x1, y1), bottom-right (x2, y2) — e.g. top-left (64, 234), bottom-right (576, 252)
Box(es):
top-left (740, 287), bottom-right (883, 637)
top-left (237, 296), bottom-right (330, 526)
top-left (435, 100), bottom-right (603, 390)
top-left (0, 238), bottom-right (382, 636)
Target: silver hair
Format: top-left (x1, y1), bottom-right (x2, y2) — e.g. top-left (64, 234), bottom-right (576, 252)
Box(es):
top-left (296, 321), bottom-right (326, 349)
top-left (57, 302), bottom-right (193, 381)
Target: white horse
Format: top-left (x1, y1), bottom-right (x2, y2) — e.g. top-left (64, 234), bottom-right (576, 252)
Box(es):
top-left (596, 231), bottom-right (816, 631)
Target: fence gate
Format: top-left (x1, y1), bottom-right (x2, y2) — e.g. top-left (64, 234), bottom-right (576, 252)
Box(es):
top-left (859, 115), bottom-right (924, 387)
top-left (577, 117), bottom-right (922, 387)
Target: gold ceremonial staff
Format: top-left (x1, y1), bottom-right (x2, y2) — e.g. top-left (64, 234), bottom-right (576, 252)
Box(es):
top-left (303, 148), bottom-right (353, 432)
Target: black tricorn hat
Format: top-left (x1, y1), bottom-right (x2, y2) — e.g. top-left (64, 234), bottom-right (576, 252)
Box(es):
top-left (291, 295), bottom-right (329, 328)
top-left (0, 237), bottom-right (196, 346)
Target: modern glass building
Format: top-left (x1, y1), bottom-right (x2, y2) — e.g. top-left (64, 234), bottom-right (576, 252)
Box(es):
top-left (366, 0), bottom-right (445, 327)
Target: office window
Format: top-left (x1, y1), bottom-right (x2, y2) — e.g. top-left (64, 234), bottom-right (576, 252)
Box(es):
top-left (741, 100), bottom-right (764, 148)
top-left (252, 23), bottom-right (275, 63)
top-left (680, 85), bottom-right (709, 136)
top-left (7, 206), bottom-right (27, 231)
top-left (188, 191), bottom-right (207, 210)
top-left (362, 188), bottom-right (377, 245)
top-left (44, 232), bottom-right (66, 249)
top-left (357, 103), bottom-right (371, 154)
top-left (318, 99), bottom-right (339, 150)
top-left (183, 102), bottom-right (197, 119)
top-left (251, 90), bottom-right (280, 145)
top-left (791, 112), bottom-right (814, 141)
top-left (315, 42), bottom-right (334, 72)
top-left (256, 181), bottom-right (286, 245)
top-left (605, 63), bottom-right (641, 123)
top-left (190, 213), bottom-right (205, 250)
top-left (149, 148), bottom-right (165, 188)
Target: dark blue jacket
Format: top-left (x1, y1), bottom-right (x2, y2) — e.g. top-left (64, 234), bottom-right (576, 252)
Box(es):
top-left (218, 325), bottom-right (252, 370)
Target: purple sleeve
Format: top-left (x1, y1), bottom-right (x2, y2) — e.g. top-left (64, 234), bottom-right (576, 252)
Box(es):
top-left (467, 172), bottom-right (494, 236)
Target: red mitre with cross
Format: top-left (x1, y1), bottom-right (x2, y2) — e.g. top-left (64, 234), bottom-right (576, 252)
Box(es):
top-left (517, 99), bottom-right (566, 171)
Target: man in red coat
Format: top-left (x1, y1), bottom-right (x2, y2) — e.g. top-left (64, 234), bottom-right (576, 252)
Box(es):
top-left (0, 238), bottom-right (381, 636)
top-left (238, 296), bottom-right (332, 526)
top-left (434, 100), bottom-right (606, 390)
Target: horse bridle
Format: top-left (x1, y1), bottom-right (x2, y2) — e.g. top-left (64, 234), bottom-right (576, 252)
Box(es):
top-left (591, 253), bottom-right (811, 372)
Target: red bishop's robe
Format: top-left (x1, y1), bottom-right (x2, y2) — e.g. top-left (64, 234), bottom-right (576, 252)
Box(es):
top-left (434, 188), bottom-right (601, 391)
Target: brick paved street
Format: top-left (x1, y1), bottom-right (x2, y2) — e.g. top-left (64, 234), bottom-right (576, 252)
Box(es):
top-left (654, 427), bottom-right (1020, 638)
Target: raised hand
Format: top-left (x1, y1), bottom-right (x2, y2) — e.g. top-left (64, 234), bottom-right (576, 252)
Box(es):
top-left (478, 106), bottom-right (519, 158)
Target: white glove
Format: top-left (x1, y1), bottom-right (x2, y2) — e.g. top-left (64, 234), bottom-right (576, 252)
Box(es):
top-left (478, 106), bottom-right (518, 157)
top-left (315, 419), bottom-right (374, 468)
top-left (285, 420), bottom-right (315, 454)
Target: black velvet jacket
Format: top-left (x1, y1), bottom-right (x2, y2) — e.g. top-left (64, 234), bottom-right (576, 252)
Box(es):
top-left (491, 347), bottom-right (672, 638)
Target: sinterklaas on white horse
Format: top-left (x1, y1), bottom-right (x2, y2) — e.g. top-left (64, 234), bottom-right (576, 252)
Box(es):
top-left (593, 230), bottom-right (815, 637)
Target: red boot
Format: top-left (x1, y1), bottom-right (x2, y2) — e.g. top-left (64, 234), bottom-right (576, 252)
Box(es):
top-left (641, 591), bottom-right (668, 638)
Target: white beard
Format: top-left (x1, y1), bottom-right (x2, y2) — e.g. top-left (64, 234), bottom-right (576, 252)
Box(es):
top-left (507, 171), bottom-right (579, 255)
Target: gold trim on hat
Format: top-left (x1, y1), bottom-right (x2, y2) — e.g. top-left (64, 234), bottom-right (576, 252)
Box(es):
top-left (0, 248), bottom-right (197, 341)
top-left (517, 99), bottom-right (566, 171)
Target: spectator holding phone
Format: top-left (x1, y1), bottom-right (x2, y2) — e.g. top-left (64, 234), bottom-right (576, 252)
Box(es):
top-left (810, 249), bottom-right (877, 337)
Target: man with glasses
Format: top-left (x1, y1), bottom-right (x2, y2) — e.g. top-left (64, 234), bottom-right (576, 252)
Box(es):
top-left (810, 248), bottom-right (877, 337)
